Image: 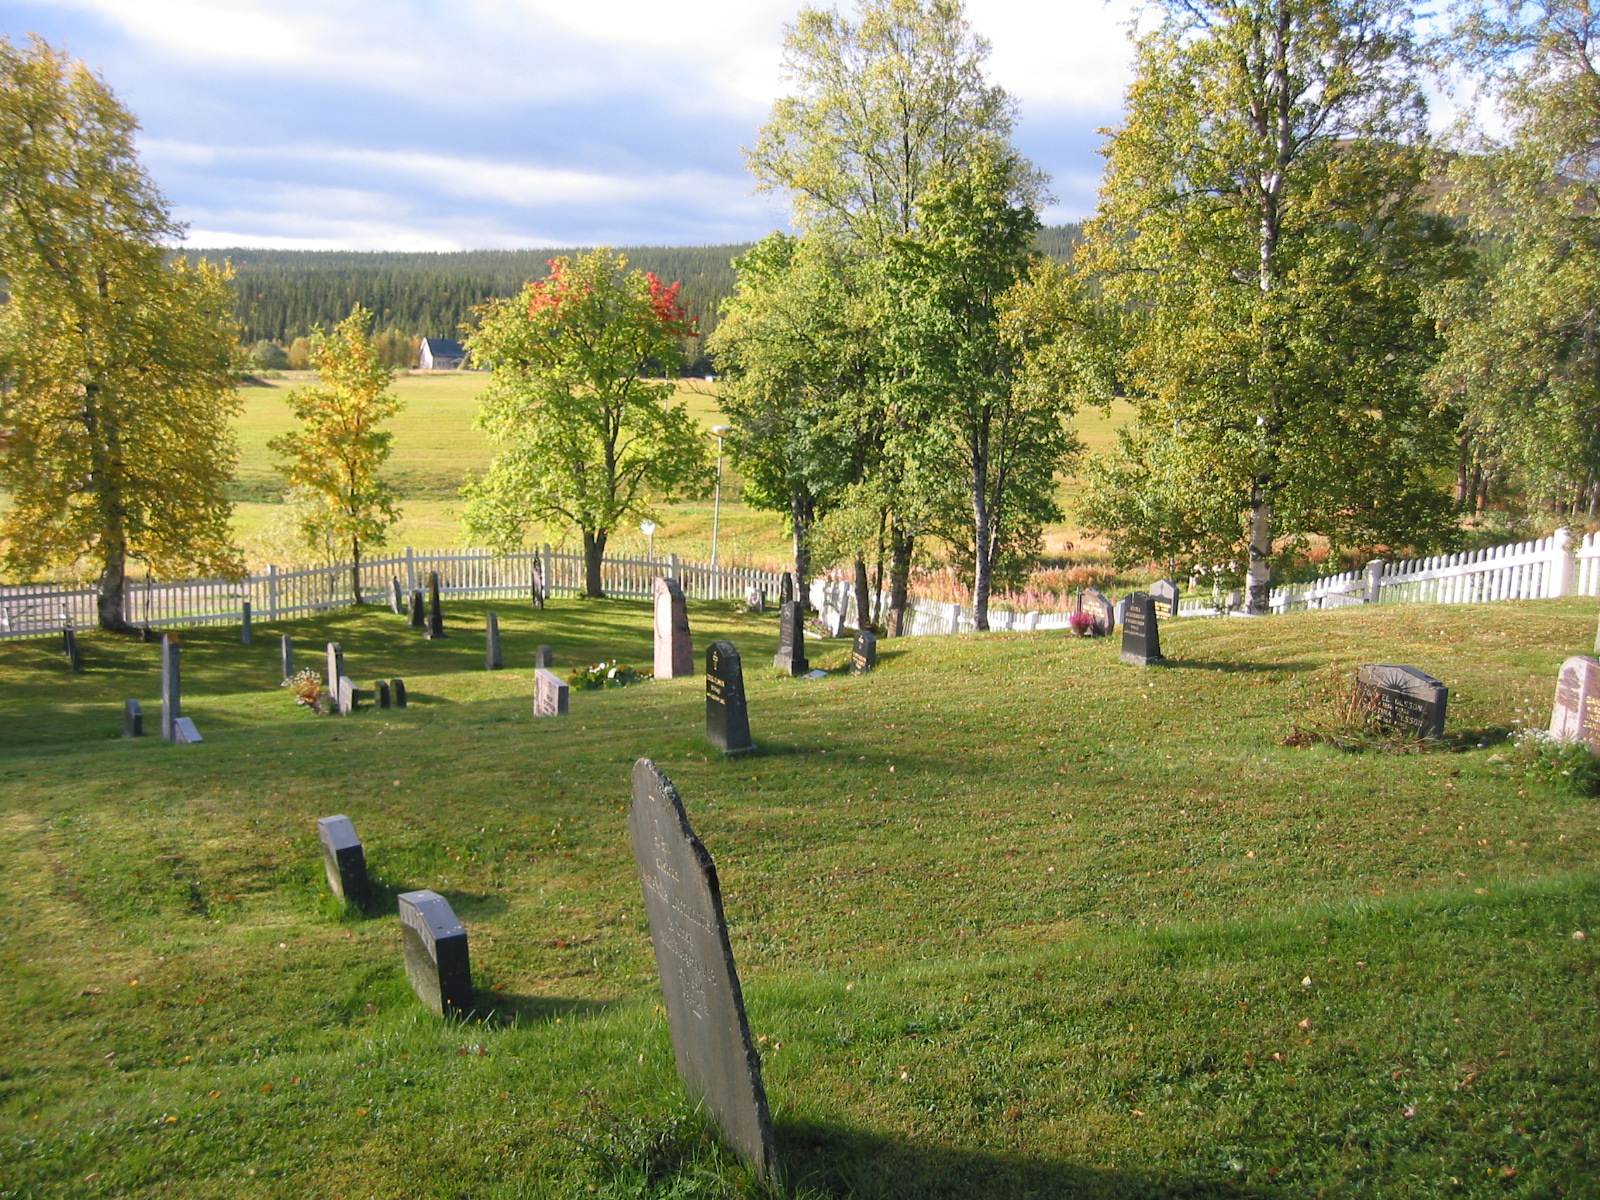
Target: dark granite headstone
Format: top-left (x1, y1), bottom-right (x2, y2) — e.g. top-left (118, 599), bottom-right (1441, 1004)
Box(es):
top-left (534, 645), bottom-right (554, 669)
top-left (140, 623), bottom-right (154, 643)
top-left (390, 678), bottom-right (408, 708)
top-left (653, 577), bottom-right (694, 679)
top-left (534, 667), bottom-right (570, 717)
top-left (778, 574), bottom-right (794, 606)
top-left (1356, 664), bottom-right (1448, 739)
top-left (850, 629), bottom-right (877, 676)
top-left (397, 889), bottom-right (472, 1017)
top-left (240, 600), bottom-right (252, 646)
top-left (1119, 593), bottom-right (1164, 666)
top-left (316, 814), bottom-right (371, 911)
top-left (773, 601), bottom-right (808, 676)
top-left (63, 628), bottom-right (82, 673)
top-left (122, 698), bottom-right (143, 738)
top-left (1150, 579), bottom-right (1180, 619)
top-left (326, 643), bottom-right (344, 698)
top-left (390, 577), bottom-right (404, 615)
top-left (627, 759), bottom-right (777, 1185)
top-left (1082, 587), bottom-right (1115, 635)
top-left (485, 611), bottom-right (503, 671)
top-left (373, 679), bottom-right (391, 709)
top-left (1550, 655), bottom-right (1600, 754)
top-left (160, 636), bottom-right (181, 743)
top-left (280, 634), bottom-right (294, 681)
top-left (706, 641), bottom-right (754, 756)
top-left (426, 571), bottom-right (446, 638)
top-left (745, 586), bottom-right (765, 613)
top-left (409, 589), bottom-right (426, 629)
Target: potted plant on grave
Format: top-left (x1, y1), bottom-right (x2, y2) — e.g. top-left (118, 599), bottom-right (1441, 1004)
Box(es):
top-left (1067, 610), bottom-right (1098, 637)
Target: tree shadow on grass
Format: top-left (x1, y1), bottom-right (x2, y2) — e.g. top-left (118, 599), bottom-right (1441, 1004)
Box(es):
top-left (1156, 659), bottom-right (1319, 675)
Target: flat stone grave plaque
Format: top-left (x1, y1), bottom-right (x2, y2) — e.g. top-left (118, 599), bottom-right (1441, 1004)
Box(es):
top-left (122, 699), bottom-right (143, 738)
top-left (1082, 587), bottom-right (1115, 635)
top-left (1151, 578), bottom-right (1180, 619)
top-left (373, 680), bottom-right (391, 709)
top-left (534, 645), bottom-right (554, 669)
top-left (850, 630), bottom-right (877, 675)
top-left (745, 586), bottom-right (765, 613)
top-left (391, 678), bottom-right (407, 708)
top-left (653, 577), bottom-right (694, 679)
top-left (534, 667), bottom-right (570, 717)
top-left (160, 636), bottom-right (181, 743)
top-left (1549, 655), bottom-right (1600, 753)
top-left (397, 889), bottom-right (472, 1017)
top-left (707, 641), bottom-right (754, 755)
top-left (172, 717), bottom-right (202, 744)
top-left (426, 571), bottom-right (446, 638)
top-left (1356, 664), bottom-right (1448, 739)
top-left (1119, 593), bottom-right (1164, 666)
top-left (485, 611), bottom-right (503, 671)
top-left (409, 590), bottom-right (425, 629)
top-left (773, 601), bottom-right (808, 676)
top-left (628, 759), bottom-right (777, 1185)
top-left (316, 814), bottom-right (371, 911)
top-left (280, 634), bottom-right (293, 681)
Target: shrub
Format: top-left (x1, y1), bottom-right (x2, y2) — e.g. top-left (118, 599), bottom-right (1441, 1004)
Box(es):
top-left (1507, 728), bottom-right (1600, 796)
top-left (1067, 610), bottom-right (1097, 636)
top-left (566, 661), bottom-right (649, 691)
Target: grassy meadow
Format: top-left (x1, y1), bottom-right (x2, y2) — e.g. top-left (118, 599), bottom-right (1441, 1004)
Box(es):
top-left (0, 596), bottom-right (1596, 1197)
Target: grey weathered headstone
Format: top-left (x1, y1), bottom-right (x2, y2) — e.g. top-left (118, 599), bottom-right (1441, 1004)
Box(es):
top-left (1113, 597), bottom-right (1130, 630)
top-left (1082, 587), bottom-right (1115, 635)
top-left (1356, 664), bottom-right (1448, 740)
top-left (409, 589), bottom-right (426, 629)
top-left (390, 577), bottom-right (404, 616)
top-left (627, 759), bottom-right (777, 1185)
top-left (485, 611), bottom-right (503, 671)
top-left (884, 607), bottom-right (904, 639)
top-left (533, 667), bottom-right (570, 717)
top-left (397, 889), bottom-right (472, 1018)
top-left (280, 634), bottom-right (294, 681)
top-left (316, 814), bottom-right (371, 911)
top-left (172, 717), bottom-right (202, 744)
top-left (160, 635), bottom-right (181, 744)
top-left (373, 679), bottom-right (391, 709)
top-left (778, 573), bottom-right (794, 606)
top-left (326, 643), bottom-right (344, 699)
top-left (849, 629), bottom-right (877, 676)
top-left (530, 563), bottom-right (546, 609)
top-left (1119, 593), bottom-right (1164, 667)
top-left (773, 601), bottom-right (808, 676)
top-left (1150, 578), bottom-right (1180, 620)
top-left (653, 577), bottom-right (694, 679)
top-left (1550, 655), bottom-right (1600, 754)
top-left (337, 675), bottom-right (358, 716)
top-left (391, 678), bottom-right (407, 708)
top-left (534, 645), bottom-right (554, 669)
top-left (122, 699), bottom-right (143, 738)
top-left (426, 570), bottom-right (446, 638)
top-left (63, 628), bottom-right (82, 673)
top-left (745, 586), bottom-right (765, 613)
top-left (240, 600), bottom-right (252, 646)
top-left (706, 640), bottom-right (755, 756)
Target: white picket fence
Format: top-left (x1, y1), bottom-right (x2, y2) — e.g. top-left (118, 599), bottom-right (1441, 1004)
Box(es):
top-left (0, 547), bottom-right (784, 640)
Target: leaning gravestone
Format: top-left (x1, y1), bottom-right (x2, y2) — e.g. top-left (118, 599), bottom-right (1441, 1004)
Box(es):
top-left (280, 634), bottom-right (294, 681)
top-left (773, 601), bottom-right (808, 676)
top-left (850, 629), bottom-right (877, 676)
top-left (390, 678), bottom-right (408, 708)
top-left (397, 890), bottom-right (472, 1017)
top-left (627, 759), bottom-right (778, 1185)
top-left (653, 577), bottom-right (694, 679)
top-left (1119, 592), bottom-right (1164, 667)
top-left (1082, 587), bottom-right (1115, 635)
top-left (409, 590), bottom-right (426, 629)
top-left (373, 679), bottom-right (391, 709)
top-left (706, 641), bottom-right (755, 756)
top-left (1150, 578), bottom-right (1180, 620)
top-left (122, 699), bottom-right (143, 739)
top-left (485, 611), bottom-right (503, 671)
top-left (1356, 664), bottom-right (1448, 740)
top-left (160, 636), bottom-right (181, 744)
top-left (172, 717), bottom-right (203, 744)
top-left (1549, 655), bottom-right (1600, 753)
top-left (534, 668), bottom-right (570, 717)
top-left (316, 814), bottom-right (371, 911)
top-left (390, 577), bottom-right (404, 615)
top-left (426, 571), bottom-right (446, 638)
top-left (534, 645), bottom-right (554, 670)
top-left (326, 643), bottom-right (345, 699)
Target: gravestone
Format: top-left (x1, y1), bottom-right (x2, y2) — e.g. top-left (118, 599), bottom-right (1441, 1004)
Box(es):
top-left (653, 577), bottom-right (694, 679)
top-left (280, 634), bottom-right (294, 681)
top-left (426, 571), bottom-right (446, 638)
top-left (391, 678), bottom-right (408, 708)
top-left (172, 717), bottom-right (203, 744)
top-left (849, 629), bottom-right (877, 676)
top-left (141, 623), bottom-right (154, 643)
top-left (1082, 587), bottom-right (1115, 635)
top-left (706, 641), bottom-right (754, 756)
top-left (1356, 664), bottom-right (1448, 740)
top-left (373, 679), bottom-right (391, 709)
top-left (745, 586), bottom-right (765, 613)
top-left (824, 608), bottom-right (846, 639)
top-left (397, 889), bottom-right (472, 1018)
top-left (627, 759), bottom-right (777, 1185)
top-left (884, 608), bottom-right (904, 639)
top-left (240, 600), bottom-right (252, 646)
top-left (409, 590), bottom-right (426, 629)
top-left (326, 643), bottom-right (344, 699)
top-left (534, 645), bottom-right (554, 669)
top-left (122, 699), bottom-right (143, 739)
top-left (160, 635), bottom-right (181, 744)
top-left (1150, 579), bottom-right (1180, 620)
top-left (773, 601), bottom-right (808, 676)
top-left (1549, 655), bottom-right (1600, 754)
top-left (534, 667), bottom-right (570, 717)
top-left (337, 676), bottom-right (358, 716)
top-left (1119, 592), bottom-right (1164, 667)
top-left (316, 814), bottom-right (371, 911)
top-left (778, 573), bottom-right (794, 606)
top-left (1113, 597), bottom-right (1130, 630)
top-left (390, 577), bottom-right (404, 616)
top-left (530, 563), bottom-right (546, 609)
top-left (63, 628), bottom-right (82, 673)
top-left (485, 611), bottom-right (503, 671)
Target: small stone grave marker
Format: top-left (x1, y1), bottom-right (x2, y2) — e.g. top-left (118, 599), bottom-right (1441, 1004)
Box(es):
top-left (390, 577), bottom-right (404, 615)
top-left (1151, 579), bottom-right (1180, 619)
top-left (534, 668), bottom-right (569, 717)
top-left (122, 699), bottom-right (143, 738)
top-left (773, 601), bottom-right (808, 676)
top-left (280, 634), bottom-right (294, 681)
top-left (316, 815), bottom-right (371, 911)
top-left (1113, 597), bottom-right (1129, 630)
top-left (653, 577), bottom-right (694, 679)
top-left (373, 679), bottom-right (391, 709)
top-left (1119, 593), bottom-right (1164, 666)
top-left (534, 645), bottom-right (554, 669)
top-left (1550, 655), bottom-right (1600, 753)
top-left (409, 590), bottom-right (426, 629)
top-left (391, 678), bottom-right (408, 708)
top-left (337, 676), bottom-right (358, 716)
top-left (850, 630), bottom-right (877, 675)
top-left (241, 600), bottom-right (252, 645)
top-left (172, 717), bottom-right (202, 743)
top-left (1082, 587), bottom-right (1115, 635)
top-left (707, 641), bottom-right (754, 755)
top-left (1356, 664), bottom-right (1448, 740)
top-left (326, 643), bottom-right (344, 697)
top-left (426, 570), bottom-right (446, 638)
top-left (627, 759), bottom-right (777, 1185)
top-left (485, 611), bottom-right (503, 671)
top-left (745, 586), bottom-right (765, 613)
top-left (397, 889), bottom-right (472, 1017)
top-left (160, 636), bottom-right (181, 743)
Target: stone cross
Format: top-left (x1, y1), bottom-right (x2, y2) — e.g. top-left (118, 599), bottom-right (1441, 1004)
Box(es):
top-left (627, 759), bottom-right (777, 1185)
top-left (534, 667), bottom-right (570, 717)
top-left (426, 570), bottom-right (446, 638)
top-left (1119, 593), bottom-right (1164, 666)
top-left (485, 611), bottom-right (503, 671)
top-left (316, 814), bottom-right (371, 911)
top-left (397, 890), bottom-right (472, 1017)
top-left (653, 576), bottom-right (694, 679)
top-left (280, 634), bottom-right (294, 681)
top-left (1549, 655), bottom-right (1600, 754)
top-left (1357, 664), bottom-right (1448, 739)
top-left (849, 630), bottom-right (877, 676)
top-left (326, 643), bottom-right (344, 698)
top-left (773, 601), bottom-right (808, 676)
top-left (160, 635), bottom-right (181, 743)
top-left (706, 640), bottom-right (754, 756)
top-left (122, 699), bottom-right (143, 738)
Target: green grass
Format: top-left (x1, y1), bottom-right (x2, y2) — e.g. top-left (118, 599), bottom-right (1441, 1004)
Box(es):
top-left (3, 598), bottom-right (1595, 1197)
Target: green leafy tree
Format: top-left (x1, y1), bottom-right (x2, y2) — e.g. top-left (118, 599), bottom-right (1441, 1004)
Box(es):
top-left (268, 305), bottom-right (403, 602)
top-left (463, 249), bottom-right (710, 598)
top-left (0, 36), bottom-right (242, 631)
top-left (1077, 0), bottom-right (1461, 611)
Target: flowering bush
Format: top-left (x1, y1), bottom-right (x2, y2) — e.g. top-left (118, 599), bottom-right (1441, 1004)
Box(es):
top-left (1508, 728), bottom-right (1600, 796)
top-left (1067, 610), bottom-right (1097, 636)
top-left (282, 668), bottom-right (329, 714)
top-left (566, 661), bottom-right (650, 691)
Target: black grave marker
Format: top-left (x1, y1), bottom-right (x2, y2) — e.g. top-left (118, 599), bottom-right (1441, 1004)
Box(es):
top-left (531, 563), bottom-right (546, 609)
top-left (850, 629), bottom-right (877, 676)
top-left (280, 634), bottom-right (294, 681)
top-left (63, 628), bottom-right (82, 673)
top-left (316, 814), bottom-right (371, 911)
top-left (426, 570), bottom-right (446, 638)
top-left (772, 601), bottom-right (808, 676)
top-left (1356, 664), bottom-right (1448, 740)
top-left (122, 699), bottom-right (143, 738)
top-left (706, 641), bottom-right (754, 756)
top-left (397, 890), bottom-right (472, 1017)
top-left (1119, 593), bottom-right (1164, 666)
top-left (485, 611), bottom-right (503, 671)
top-left (391, 678), bottom-right (408, 708)
top-left (390, 577), bottom-right (404, 615)
top-left (409, 589), bottom-right (426, 629)
top-left (778, 573), bottom-right (794, 606)
top-left (373, 679), bottom-right (391, 709)
top-left (1082, 587), bottom-right (1115, 635)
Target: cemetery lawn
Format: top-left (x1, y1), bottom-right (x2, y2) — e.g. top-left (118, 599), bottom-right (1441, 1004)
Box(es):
top-left (1, 598), bottom-right (1597, 1198)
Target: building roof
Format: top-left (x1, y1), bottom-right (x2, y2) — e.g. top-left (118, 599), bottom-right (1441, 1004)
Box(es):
top-left (421, 338), bottom-right (466, 357)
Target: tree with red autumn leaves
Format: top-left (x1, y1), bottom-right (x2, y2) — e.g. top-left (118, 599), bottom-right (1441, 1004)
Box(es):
top-left (462, 248), bottom-right (710, 597)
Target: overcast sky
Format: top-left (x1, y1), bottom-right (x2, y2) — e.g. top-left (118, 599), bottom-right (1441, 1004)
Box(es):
top-left (1, 0), bottom-right (1142, 250)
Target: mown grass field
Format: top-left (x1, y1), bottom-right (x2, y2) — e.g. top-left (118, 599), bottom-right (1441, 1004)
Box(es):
top-left (1, 597), bottom-right (1596, 1197)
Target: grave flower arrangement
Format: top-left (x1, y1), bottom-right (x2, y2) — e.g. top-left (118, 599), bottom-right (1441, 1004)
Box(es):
top-left (282, 668), bottom-right (330, 714)
top-left (566, 661), bottom-right (650, 690)
top-left (1067, 610), bottom-right (1097, 636)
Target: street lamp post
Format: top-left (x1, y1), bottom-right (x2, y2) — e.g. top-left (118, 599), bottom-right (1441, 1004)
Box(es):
top-left (711, 425), bottom-right (730, 569)
top-left (640, 520), bottom-right (657, 562)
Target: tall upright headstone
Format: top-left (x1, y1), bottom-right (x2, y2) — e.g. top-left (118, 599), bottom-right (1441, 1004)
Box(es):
top-left (240, 600), bottom-right (252, 645)
top-left (849, 629), bottom-right (877, 676)
top-left (426, 571), bottom-right (446, 638)
top-left (1113, 597), bottom-right (1130, 630)
top-left (1082, 587), bottom-right (1115, 635)
top-left (160, 636), bottom-right (181, 744)
top-left (653, 577), bottom-right (694, 679)
top-left (63, 628), bottom-right (82, 673)
top-left (530, 563), bottom-right (546, 609)
top-left (390, 577), bottom-right (404, 615)
top-left (706, 641), bottom-right (755, 756)
top-left (485, 611), bottom-right (503, 671)
top-left (1119, 593), bottom-right (1164, 667)
top-left (280, 634), bottom-right (294, 681)
top-left (534, 668), bottom-right (570, 717)
top-left (122, 699), bottom-right (143, 739)
top-left (1150, 579), bottom-right (1180, 620)
top-left (534, 645), bottom-right (554, 670)
top-left (397, 890), bottom-right (472, 1017)
top-left (390, 678), bottom-right (408, 708)
top-left (1356, 664), bottom-right (1448, 740)
top-left (778, 574), bottom-right (794, 607)
top-left (316, 815), bottom-right (371, 911)
top-left (326, 643), bottom-right (344, 697)
top-left (773, 601), bottom-right (808, 676)
top-left (373, 679), bottom-right (391, 709)
top-left (1549, 655), bottom-right (1600, 754)
top-left (627, 760), bottom-right (777, 1185)
top-left (409, 589), bottom-right (426, 629)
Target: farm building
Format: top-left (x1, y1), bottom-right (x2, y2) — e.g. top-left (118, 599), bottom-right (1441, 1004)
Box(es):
top-left (418, 337), bottom-right (468, 370)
